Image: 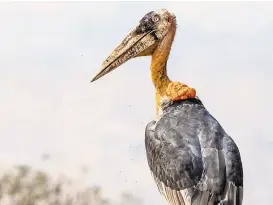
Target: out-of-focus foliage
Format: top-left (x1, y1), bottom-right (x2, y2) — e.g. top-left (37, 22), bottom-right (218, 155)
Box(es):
top-left (0, 165), bottom-right (142, 205)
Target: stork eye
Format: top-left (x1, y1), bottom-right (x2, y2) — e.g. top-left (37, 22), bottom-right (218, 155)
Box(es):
top-left (152, 15), bottom-right (160, 23)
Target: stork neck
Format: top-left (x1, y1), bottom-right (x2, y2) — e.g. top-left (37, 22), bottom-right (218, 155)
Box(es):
top-left (150, 21), bottom-right (176, 110)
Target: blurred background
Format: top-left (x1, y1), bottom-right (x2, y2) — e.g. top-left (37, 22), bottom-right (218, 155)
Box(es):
top-left (0, 2), bottom-right (272, 204)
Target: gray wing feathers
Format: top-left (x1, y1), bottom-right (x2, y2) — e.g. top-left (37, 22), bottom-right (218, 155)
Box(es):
top-left (221, 181), bottom-right (243, 205)
top-left (191, 181), bottom-right (243, 205)
top-left (145, 101), bottom-right (243, 205)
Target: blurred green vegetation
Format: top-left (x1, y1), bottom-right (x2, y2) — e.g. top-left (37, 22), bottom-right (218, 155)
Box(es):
top-left (0, 165), bottom-right (142, 205)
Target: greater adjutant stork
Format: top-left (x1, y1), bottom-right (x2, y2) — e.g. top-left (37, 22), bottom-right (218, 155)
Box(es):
top-left (91, 9), bottom-right (243, 205)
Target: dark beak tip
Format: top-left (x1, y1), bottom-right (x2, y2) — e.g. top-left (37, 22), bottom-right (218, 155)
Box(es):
top-left (90, 75), bottom-right (98, 83)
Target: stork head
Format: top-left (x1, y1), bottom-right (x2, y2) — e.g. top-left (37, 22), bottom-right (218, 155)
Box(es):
top-left (91, 9), bottom-right (176, 82)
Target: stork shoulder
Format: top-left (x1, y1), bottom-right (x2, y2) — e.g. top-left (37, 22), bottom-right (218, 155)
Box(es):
top-left (145, 98), bottom-right (243, 204)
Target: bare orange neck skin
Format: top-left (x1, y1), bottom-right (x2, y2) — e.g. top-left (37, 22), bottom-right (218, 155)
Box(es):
top-left (150, 19), bottom-right (196, 113)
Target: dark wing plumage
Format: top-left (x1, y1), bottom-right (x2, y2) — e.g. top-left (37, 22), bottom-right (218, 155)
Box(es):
top-left (145, 99), bottom-right (243, 205)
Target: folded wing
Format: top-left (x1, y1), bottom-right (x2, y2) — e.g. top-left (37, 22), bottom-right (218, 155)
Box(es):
top-left (145, 99), bottom-right (243, 205)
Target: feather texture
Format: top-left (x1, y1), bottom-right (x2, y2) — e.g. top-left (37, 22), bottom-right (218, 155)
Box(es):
top-left (145, 98), bottom-right (243, 205)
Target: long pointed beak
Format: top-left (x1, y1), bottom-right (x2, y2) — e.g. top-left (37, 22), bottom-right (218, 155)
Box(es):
top-left (91, 27), bottom-right (157, 83)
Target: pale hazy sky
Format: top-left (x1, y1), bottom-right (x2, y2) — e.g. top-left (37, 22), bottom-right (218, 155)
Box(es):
top-left (0, 2), bottom-right (273, 205)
